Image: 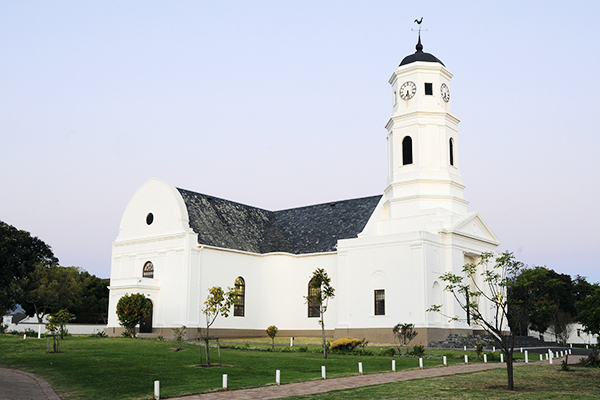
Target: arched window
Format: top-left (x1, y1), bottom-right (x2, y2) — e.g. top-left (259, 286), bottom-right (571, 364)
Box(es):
top-left (449, 138), bottom-right (454, 166)
top-left (308, 278), bottom-right (320, 318)
top-left (402, 136), bottom-right (413, 165)
top-left (234, 277), bottom-right (245, 317)
top-left (143, 261), bottom-right (154, 278)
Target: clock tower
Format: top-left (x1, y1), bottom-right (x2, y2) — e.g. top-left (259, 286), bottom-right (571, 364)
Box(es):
top-left (384, 35), bottom-right (467, 230)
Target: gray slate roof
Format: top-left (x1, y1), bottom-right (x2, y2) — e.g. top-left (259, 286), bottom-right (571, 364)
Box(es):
top-left (177, 188), bottom-right (381, 255)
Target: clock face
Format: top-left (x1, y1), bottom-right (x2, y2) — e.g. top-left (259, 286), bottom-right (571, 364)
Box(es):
top-left (399, 81), bottom-right (416, 100)
top-left (440, 83), bottom-right (450, 102)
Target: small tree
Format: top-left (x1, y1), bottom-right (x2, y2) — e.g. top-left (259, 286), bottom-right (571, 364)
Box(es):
top-left (116, 293), bottom-right (151, 338)
top-left (53, 309), bottom-right (74, 339)
top-left (266, 325), bottom-right (278, 351)
top-left (428, 251), bottom-right (547, 391)
top-left (173, 325), bottom-right (186, 351)
top-left (45, 316), bottom-right (60, 353)
top-left (201, 286), bottom-right (235, 366)
top-left (305, 268), bottom-right (335, 359)
top-left (392, 323), bottom-right (418, 354)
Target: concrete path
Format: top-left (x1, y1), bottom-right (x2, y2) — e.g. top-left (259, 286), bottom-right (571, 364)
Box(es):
top-left (0, 367), bottom-right (61, 400)
top-left (170, 355), bottom-right (586, 400)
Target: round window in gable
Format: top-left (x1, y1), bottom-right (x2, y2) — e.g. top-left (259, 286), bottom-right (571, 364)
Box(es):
top-left (146, 213), bottom-right (154, 225)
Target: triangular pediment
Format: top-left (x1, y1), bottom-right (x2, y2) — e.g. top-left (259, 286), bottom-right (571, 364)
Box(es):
top-left (450, 212), bottom-right (500, 245)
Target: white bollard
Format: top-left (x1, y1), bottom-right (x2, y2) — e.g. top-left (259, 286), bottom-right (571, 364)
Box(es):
top-left (520, 347), bottom-right (523, 353)
top-left (464, 355), bottom-right (468, 364)
top-left (493, 346), bottom-right (496, 352)
top-left (38, 326), bottom-right (41, 339)
top-left (500, 353), bottom-right (504, 363)
top-left (23, 334), bottom-right (26, 340)
top-left (443, 356), bottom-right (447, 366)
top-left (525, 350), bottom-right (528, 363)
top-left (464, 346), bottom-right (467, 351)
top-left (545, 353), bottom-right (548, 360)
top-left (322, 366), bottom-right (326, 379)
top-left (586, 345), bottom-right (589, 349)
top-left (570, 343), bottom-right (572, 348)
top-left (484, 354), bottom-right (487, 363)
top-left (290, 337), bottom-right (294, 347)
top-left (359, 362), bottom-right (363, 375)
top-left (419, 358), bottom-right (423, 369)
top-left (549, 353), bottom-right (553, 364)
top-left (540, 354), bottom-right (543, 361)
top-left (154, 381), bottom-right (160, 399)
top-left (392, 360), bottom-right (396, 372)
top-left (276, 370), bottom-right (280, 386)
top-left (569, 349), bottom-right (572, 355)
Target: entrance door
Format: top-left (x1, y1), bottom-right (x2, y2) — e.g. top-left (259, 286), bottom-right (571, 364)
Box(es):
top-left (139, 302), bottom-right (153, 333)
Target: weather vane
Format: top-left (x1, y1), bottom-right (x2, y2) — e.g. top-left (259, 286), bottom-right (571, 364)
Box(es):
top-left (411, 17), bottom-right (427, 35)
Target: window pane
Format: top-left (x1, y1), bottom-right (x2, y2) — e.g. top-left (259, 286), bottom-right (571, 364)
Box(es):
top-left (374, 289), bottom-right (385, 315)
top-left (143, 262), bottom-right (154, 278)
top-left (234, 277), bottom-right (245, 317)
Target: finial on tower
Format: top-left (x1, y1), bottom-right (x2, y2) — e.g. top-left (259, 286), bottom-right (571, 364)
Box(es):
top-left (414, 17), bottom-right (424, 52)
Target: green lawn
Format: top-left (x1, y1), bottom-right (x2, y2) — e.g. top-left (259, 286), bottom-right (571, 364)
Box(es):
top-left (0, 335), bottom-right (497, 399)
top-left (284, 364), bottom-right (600, 399)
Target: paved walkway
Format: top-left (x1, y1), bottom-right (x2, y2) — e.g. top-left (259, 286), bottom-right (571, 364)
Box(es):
top-left (0, 355), bottom-right (585, 400)
top-left (0, 368), bottom-right (61, 400)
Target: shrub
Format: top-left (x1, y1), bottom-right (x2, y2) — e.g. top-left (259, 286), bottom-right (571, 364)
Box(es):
top-left (381, 348), bottom-right (396, 357)
top-left (298, 346), bottom-right (308, 352)
top-left (475, 342), bottom-right (483, 360)
top-left (410, 344), bottom-right (425, 357)
top-left (90, 330), bottom-right (107, 338)
top-left (329, 337), bottom-right (362, 352)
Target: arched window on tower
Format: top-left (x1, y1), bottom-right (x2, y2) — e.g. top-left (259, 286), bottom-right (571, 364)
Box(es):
top-left (307, 278), bottom-right (320, 318)
top-left (234, 276), bottom-right (245, 317)
top-left (143, 261), bottom-right (154, 278)
top-left (402, 136), bottom-right (413, 165)
top-left (449, 138), bottom-right (455, 166)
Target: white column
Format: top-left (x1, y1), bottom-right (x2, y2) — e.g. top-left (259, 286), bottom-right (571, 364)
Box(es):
top-left (223, 374), bottom-right (227, 390)
top-left (321, 366), bottom-right (326, 379)
top-left (392, 360), bottom-right (396, 372)
top-left (464, 355), bottom-right (468, 364)
top-left (419, 358), bottom-right (423, 369)
top-left (483, 354), bottom-right (487, 363)
top-left (154, 381), bottom-right (160, 399)
top-left (276, 370), bottom-right (280, 386)
top-left (500, 353), bottom-right (504, 363)
top-left (358, 362), bottom-right (363, 374)
top-left (525, 351), bottom-right (528, 363)
top-left (443, 356), bottom-right (447, 366)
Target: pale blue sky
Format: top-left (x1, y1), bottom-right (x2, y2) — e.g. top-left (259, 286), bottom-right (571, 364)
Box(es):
top-left (1, 1), bottom-right (599, 283)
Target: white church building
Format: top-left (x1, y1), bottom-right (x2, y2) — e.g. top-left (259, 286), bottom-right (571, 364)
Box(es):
top-left (106, 37), bottom-right (501, 344)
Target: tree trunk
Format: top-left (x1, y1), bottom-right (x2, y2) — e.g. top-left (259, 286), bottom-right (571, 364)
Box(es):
top-left (271, 338), bottom-right (275, 352)
top-left (205, 326), bottom-right (211, 367)
top-left (505, 350), bottom-right (514, 390)
top-left (321, 311), bottom-right (327, 360)
top-left (584, 348), bottom-right (600, 367)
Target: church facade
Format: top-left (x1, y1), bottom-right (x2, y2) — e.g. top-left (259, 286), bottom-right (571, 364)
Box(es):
top-left (106, 39), bottom-right (500, 344)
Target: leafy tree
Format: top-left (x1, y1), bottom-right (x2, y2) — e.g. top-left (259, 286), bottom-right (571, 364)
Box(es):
top-left (266, 325), bottom-right (278, 351)
top-left (70, 272), bottom-right (109, 324)
top-left (551, 310), bottom-right (574, 345)
top-left (201, 286), bottom-right (235, 366)
top-left (0, 221), bottom-right (58, 315)
top-left (14, 264), bottom-right (82, 322)
top-left (509, 267), bottom-right (574, 335)
top-left (428, 251), bottom-right (549, 391)
top-left (304, 268), bottom-right (335, 360)
top-left (576, 283), bottom-right (600, 366)
top-left (116, 293), bottom-right (151, 338)
top-left (392, 323), bottom-right (418, 354)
